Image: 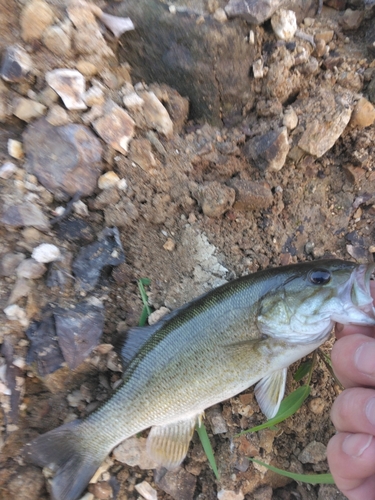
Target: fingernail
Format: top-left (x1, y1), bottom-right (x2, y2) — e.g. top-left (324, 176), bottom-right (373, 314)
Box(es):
top-left (354, 342), bottom-right (375, 376)
top-left (342, 434), bottom-right (373, 458)
top-left (366, 398), bottom-right (375, 426)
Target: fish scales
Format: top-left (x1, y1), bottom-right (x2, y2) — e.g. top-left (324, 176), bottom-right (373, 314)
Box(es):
top-left (24, 259), bottom-right (375, 500)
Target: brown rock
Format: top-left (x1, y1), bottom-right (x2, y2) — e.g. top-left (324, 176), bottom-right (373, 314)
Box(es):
top-left (157, 467), bottom-right (197, 500)
top-left (23, 118), bottom-right (103, 199)
top-left (253, 485), bottom-right (273, 500)
top-left (130, 138), bottom-right (157, 172)
top-left (1, 202), bottom-right (50, 231)
top-left (0, 253), bottom-right (26, 277)
top-left (88, 481), bottom-right (113, 499)
top-left (298, 440), bottom-right (327, 464)
top-left (229, 178), bottom-right (273, 211)
top-left (315, 30), bottom-right (334, 43)
top-left (20, 0), bottom-right (54, 42)
top-left (340, 8), bottom-right (364, 31)
top-left (350, 97), bottom-right (375, 128)
top-left (139, 90), bottom-right (174, 139)
top-left (16, 258), bottom-right (46, 279)
top-left (93, 99), bottom-right (135, 154)
top-left (150, 83), bottom-right (189, 133)
top-left (194, 181), bottom-right (235, 218)
top-left (243, 127), bottom-right (289, 171)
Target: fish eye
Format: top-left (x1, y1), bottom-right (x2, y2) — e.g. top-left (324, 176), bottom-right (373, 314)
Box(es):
top-left (309, 269), bottom-right (332, 285)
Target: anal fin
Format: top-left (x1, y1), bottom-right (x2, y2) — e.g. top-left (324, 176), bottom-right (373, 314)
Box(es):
top-left (254, 368), bottom-right (287, 419)
top-left (147, 414), bottom-right (202, 470)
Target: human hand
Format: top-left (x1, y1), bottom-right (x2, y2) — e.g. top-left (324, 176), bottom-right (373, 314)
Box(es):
top-left (327, 282), bottom-right (375, 500)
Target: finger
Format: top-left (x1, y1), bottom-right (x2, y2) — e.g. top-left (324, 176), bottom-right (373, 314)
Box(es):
top-left (331, 334), bottom-right (375, 388)
top-left (331, 387), bottom-right (375, 435)
top-left (327, 432), bottom-right (375, 499)
top-left (335, 281), bottom-right (375, 339)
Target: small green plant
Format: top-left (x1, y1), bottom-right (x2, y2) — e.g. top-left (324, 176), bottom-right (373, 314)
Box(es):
top-left (138, 278), bottom-right (152, 326)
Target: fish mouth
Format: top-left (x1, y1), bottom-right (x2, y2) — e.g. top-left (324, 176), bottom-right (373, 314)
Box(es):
top-left (341, 263), bottom-right (375, 325)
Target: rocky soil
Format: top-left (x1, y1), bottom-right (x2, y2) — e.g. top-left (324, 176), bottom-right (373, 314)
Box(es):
top-left (0, 0), bottom-right (375, 499)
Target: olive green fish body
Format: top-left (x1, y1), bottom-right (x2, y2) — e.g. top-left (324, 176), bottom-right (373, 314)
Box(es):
top-left (25, 260), bottom-right (375, 500)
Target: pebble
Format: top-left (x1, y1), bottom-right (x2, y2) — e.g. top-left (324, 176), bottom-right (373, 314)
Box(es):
top-left (308, 397), bottom-right (325, 415)
top-left (76, 60), bottom-right (98, 77)
top-left (271, 9), bottom-right (297, 41)
top-left (7, 139), bottom-right (24, 160)
top-left (194, 181), bottom-right (235, 218)
top-left (315, 30), bottom-right (334, 43)
top-left (23, 118), bottom-right (103, 199)
top-left (46, 69), bottom-right (87, 110)
top-left (113, 437), bottom-right (158, 469)
top-left (93, 99), bottom-right (135, 154)
top-left (206, 405), bottom-right (228, 434)
top-left (83, 86), bottom-right (105, 107)
top-left (20, 0), bottom-right (55, 42)
top-left (87, 481), bottom-right (113, 499)
top-left (217, 490), bottom-right (244, 500)
top-left (16, 258), bottom-right (47, 279)
top-left (350, 97), bottom-right (375, 128)
top-left (123, 90), bottom-right (145, 111)
top-left (225, 0), bottom-right (283, 24)
top-left (340, 8), bottom-right (364, 30)
top-left (298, 441), bottom-right (327, 464)
top-left (252, 59), bottom-right (264, 79)
top-left (4, 304), bottom-right (28, 327)
top-left (13, 97), bottom-right (46, 122)
top-left (244, 127), bottom-right (289, 171)
top-left (98, 11), bottom-right (135, 38)
top-left (138, 91), bottom-right (174, 139)
top-left (252, 485), bottom-right (273, 500)
top-left (46, 104), bottom-right (70, 126)
top-left (0, 45), bottom-right (33, 82)
top-left (229, 178), bottom-right (273, 211)
top-left (32, 243), bottom-right (61, 263)
top-left (1, 202), bottom-right (50, 231)
top-left (135, 481), bottom-right (158, 500)
top-left (213, 8), bottom-right (227, 22)
top-left (130, 138), bottom-right (157, 172)
top-left (42, 24), bottom-right (72, 57)
top-left (283, 106), bottom-right (298, 130)
top-left (0, 161), bottom-right (17, 179)
top-left (156, 467), bottom-right (197, 500)
top-left (148, 306), bottom-right (170, 325)
top-left (98, 171), bottom-right (121, 190)
top-left (73, 200), bottom-right (89, 217)
top-left (314, 38), bottom-right (326, 58)
top-left (0, 253), bottom-right (26, 277)
top-left (163, 238), bottom-right (176, 251)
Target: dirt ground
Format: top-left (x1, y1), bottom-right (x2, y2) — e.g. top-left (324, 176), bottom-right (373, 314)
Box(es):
top-left (0, 1), bottom-right (375, 499)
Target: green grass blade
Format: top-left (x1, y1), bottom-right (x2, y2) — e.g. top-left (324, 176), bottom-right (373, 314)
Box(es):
top-left (248, 458), bottom-right (335, 484)
top-left (196, 422), bottom-right (220, 480)
top-left (237, 385), bottom-right (311, 435)
top-left (138, 278), bottom-right (152, 320)
top-left (294, 361), bottom-right (313, 382)
top-left (138, 306), bottom-right (149, 327)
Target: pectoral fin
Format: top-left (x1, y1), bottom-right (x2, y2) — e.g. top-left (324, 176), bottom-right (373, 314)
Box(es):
top-left (254, 368), bottom-right (287, 419)
top-left (147, 414), bottom-right (201, 470)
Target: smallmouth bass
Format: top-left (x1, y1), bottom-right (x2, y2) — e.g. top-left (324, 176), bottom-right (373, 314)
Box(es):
top-left (25, 259), bottom-right (375, 500)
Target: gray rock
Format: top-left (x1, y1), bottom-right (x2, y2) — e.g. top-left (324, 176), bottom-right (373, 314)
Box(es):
top-left (229, 178), bottom-right (273, 210)
top-left (54, 301), bottom-right (104, 370)
top-left (72, 227), bottom-right (125, 292)
top-left (16, 258), bottom-right (46, 279)
top-left (225, 0), bottom-right (284, 24)
top-left (0, 45), bottom-right (33, 83)
top-left (217, 490), bottom-right (244, 500)
top-left (93, 99), bottom-right (135, 154)
top-left (243, 127), bottom-right (289, 171)
top-left (206, 405), bottom-right (228, 434)
top-left (340, 8), bottom-right (364, 30)
top-left (113, 437), bottom-right (158, 469)
top-left (0, 161), bottom-right (17, 179)
top-left (156, 467), bottom-right (197, 500)
top-left (298, 440), bottom-right (327, 464)
top-left (318, 484), bottom-right (348, 500)
top-left (46, 69), bottom-right (87, 110)
top-left (114, 0), bottom-right (258, 125)
top-left (253, 485), bottom-right (273, 500)
top-left (0, 252), bottom-right (26, 277)
top-left (0, 202), bottom-right (50, 231)
top-left (193, 181), bottom-right (235, 218)
top-left (23, 118), bottom-right (103, 200)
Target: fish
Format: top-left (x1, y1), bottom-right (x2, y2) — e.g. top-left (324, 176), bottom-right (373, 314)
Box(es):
top-left (24, 259), bottom-right (375, 500)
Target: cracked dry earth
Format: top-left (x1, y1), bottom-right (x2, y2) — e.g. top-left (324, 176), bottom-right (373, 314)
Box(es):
top-left (0, 1), bottom-right (375, 499)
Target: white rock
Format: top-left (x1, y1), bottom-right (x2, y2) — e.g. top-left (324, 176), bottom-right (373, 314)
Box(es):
top-left (4, 304), bottom-right (28, 327)
top-left (138, 91), bottom-right (173, 139)
top-left (217, 490), bottom-right (244, 500)
top-left (73, 200), bottom-right (89, 217)
top-left (213, 8), bottom-right (227, 22)
top-left (0, 162), bottom-right (17, 179)
top-left (123, 91), bottom-right (144, 111)
top-left (98, 12), bottom-right (135, 38)
top-left (46, 69), bottom-right (87, 110)
top-left (283, 106), bottom-right (298, 130)
top-left (253, 59), bottom-right (264, 79)
top-left (135, 481), bottom-right (158, 500)
top-left (83, 86), bottom-right (105, 107)
top-left (148, 307), bottom-right (170, 325)
top-left (271, 9), bottom-right (297, 41)
top-left (32, 243), bottom-right (61, 263)
top-left (13, 97), bottom-right (46, 122)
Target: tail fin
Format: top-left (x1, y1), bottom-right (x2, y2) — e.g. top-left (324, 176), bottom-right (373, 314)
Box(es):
top-left (24, 420), bottom-right (105, 500)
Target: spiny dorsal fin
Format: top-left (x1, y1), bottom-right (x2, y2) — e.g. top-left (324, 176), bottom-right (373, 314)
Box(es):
top-left (146, 414), bottom-right (202, 470)
top-left (254, 368), bottom-right (287, 419)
